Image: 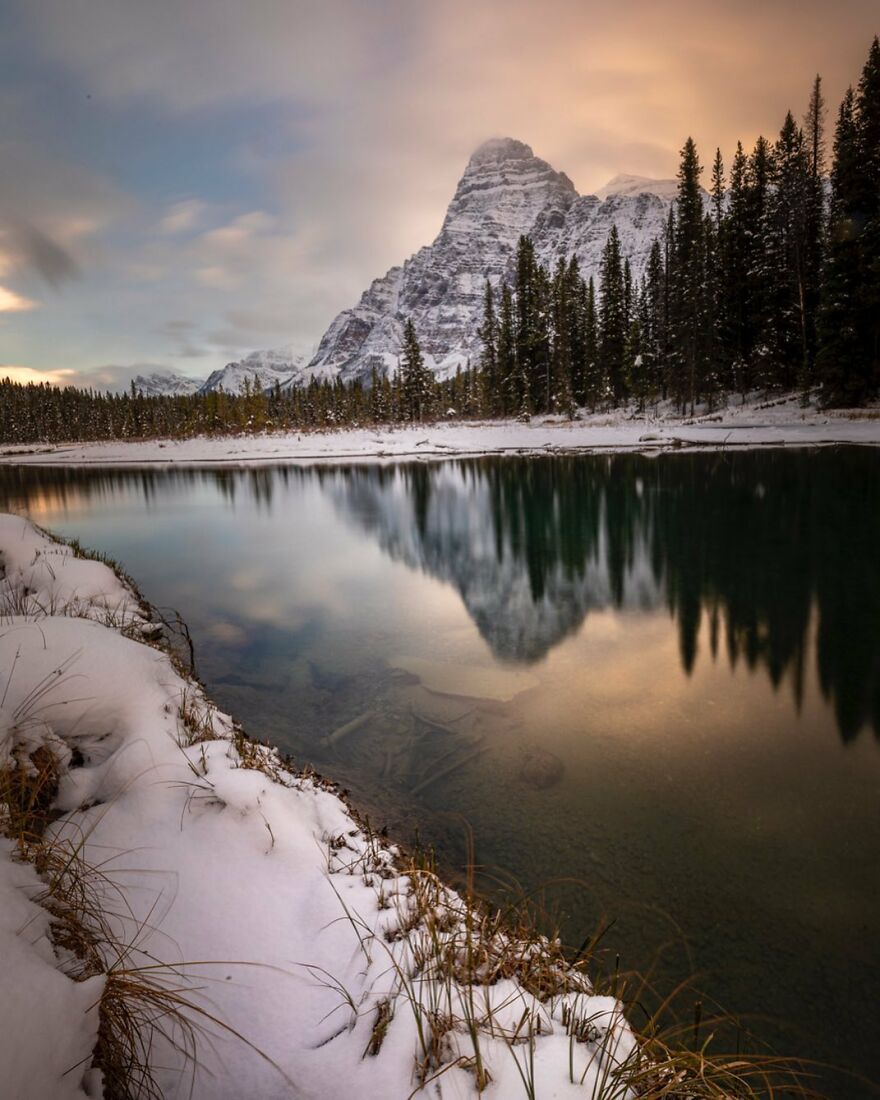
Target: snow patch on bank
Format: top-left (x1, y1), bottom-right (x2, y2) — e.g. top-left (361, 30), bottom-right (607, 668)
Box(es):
top-left (1, 394), bottom-right (878, 469)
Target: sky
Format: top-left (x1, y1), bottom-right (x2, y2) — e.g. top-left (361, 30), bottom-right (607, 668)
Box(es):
top-left (0, 0), bottom-right (877, 390)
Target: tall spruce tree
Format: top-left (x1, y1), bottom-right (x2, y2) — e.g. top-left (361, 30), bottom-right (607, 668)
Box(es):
top-left (744, 136), bottom-right (775, 387)
top-left (767, 111), bottom-right (812, 388)
top-left (550, 257), bottom-right (575, 415)
top-left (400, 318), bottom-right (432, 422)
top-left (711, 147), bottom-right (725, 232)
top-left (670, 137), bottom-right (708, 410)
top-left (515, 235), bottom-right (538, 412)
top-left (801, 74), bottom-right (827, 389)
top-left (724, 141), bottom-right (751, 394)
top-left (598, 226), bottom-right (627, 403)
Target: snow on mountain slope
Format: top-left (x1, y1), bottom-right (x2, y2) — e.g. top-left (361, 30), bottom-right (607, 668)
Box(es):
top-left (133, 371), bottom-right (204, 397)
top-left (282, 138), bottom-right (681, 388)
top-left (595, 173), bottom-right (680, 200)
top-left (198, 346), bottom-right (308, 394)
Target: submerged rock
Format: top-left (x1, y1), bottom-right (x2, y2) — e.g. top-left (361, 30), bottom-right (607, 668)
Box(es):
top-left (518, 748), bottom-right (565, 790)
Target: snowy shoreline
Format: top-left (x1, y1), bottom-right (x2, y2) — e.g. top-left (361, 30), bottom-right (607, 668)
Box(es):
top-left (0, 514), bottom-right (641, 1099)
top-left (2, 396), bottom-right (879, 469)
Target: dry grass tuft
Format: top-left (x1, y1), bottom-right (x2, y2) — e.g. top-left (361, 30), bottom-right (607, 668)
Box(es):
top-left (318, 826), bottom-right (822, 1099)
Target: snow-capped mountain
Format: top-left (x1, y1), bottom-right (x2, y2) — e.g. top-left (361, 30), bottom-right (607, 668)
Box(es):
top-left (198, 346), bottom-right (308, 394)
top-left (132, 372), bottom-right (203, 397)
top-left (280, 138), bottom-right (681, 388)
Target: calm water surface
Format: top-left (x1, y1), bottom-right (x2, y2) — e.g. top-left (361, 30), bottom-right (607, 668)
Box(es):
top-left (1, 450), bottom-right (878, 1097)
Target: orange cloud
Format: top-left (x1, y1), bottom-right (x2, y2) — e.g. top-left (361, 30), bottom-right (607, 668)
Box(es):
top-left (0, 365), bottom-right (77, 386)
top-left (0, 285), bottom-right (38, 312)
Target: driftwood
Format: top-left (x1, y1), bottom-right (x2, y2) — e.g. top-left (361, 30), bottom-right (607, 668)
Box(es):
top-left (410, 741), bottom-right (488, 798)
top-left (412, 708), bottom-right (473, 736)
top-left (324, 708), bottom-right (377, 747)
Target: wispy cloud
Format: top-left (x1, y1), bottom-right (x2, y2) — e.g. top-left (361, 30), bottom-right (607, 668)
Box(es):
top-left (159, 199), bottom-right (208, 235)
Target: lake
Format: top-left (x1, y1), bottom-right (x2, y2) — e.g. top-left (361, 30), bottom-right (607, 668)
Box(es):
top-left (1, 448), bottom-right (878, 1098)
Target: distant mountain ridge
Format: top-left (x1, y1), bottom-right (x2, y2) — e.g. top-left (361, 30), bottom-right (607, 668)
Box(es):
top-left (131, 372), bottom-right (203, 397)
top-left (133, 346), bottom-right (307, 397)
top-left (198, 347), bottom-right (308, 394)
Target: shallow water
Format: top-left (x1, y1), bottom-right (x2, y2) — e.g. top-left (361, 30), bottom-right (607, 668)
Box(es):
top-left (2, 449), bottom-right (878, 1097)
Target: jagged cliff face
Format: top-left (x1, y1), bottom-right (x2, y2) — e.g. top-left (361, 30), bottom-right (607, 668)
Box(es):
top-left (290, 138), bottom-right (676, 387)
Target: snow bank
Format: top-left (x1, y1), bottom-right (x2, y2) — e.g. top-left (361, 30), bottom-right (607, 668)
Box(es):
top-left (1, 394), bottom-right (878, 469)
top-left (0, 514), bottom-right (638, 1099)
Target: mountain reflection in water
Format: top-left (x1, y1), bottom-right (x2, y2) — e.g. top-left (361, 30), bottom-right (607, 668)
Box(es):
top-left (3, 448), bottom-right (875, 743)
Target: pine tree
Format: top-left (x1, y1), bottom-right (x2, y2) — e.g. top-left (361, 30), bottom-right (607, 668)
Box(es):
top-left (708, 149), bottom-right (731, 390)
top-left (745, 136), bottom-right (775, 387)
top-left (724, 141), bottom-right (750, 394)
top-left (598, 226), bottom-right (627, 404)
top-left (400, 318), bottom-right (431, 421)
top-left (767, 111), bottom-right (812, 388)
top-left (711, 148), bottom-right (725, 233)
top-left (702, 211), bottom-right (723, 402)
top-left (802, 74), bottom-right (827, 389)
top-left (477, 280), bottom-right (500, 415)
top-left (550, 257), bottom-right (575, 415)
top-left (670, 137), bottom-right (708, 411)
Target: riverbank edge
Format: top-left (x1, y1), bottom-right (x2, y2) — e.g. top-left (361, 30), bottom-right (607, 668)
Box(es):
top-left (2, 394), bottom-right (880, 469)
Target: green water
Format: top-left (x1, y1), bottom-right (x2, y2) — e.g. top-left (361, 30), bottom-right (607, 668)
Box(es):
top-left (1, 449), bottom-right (878, 1097)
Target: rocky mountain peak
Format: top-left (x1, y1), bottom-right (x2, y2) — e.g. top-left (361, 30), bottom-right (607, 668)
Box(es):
top-left (466, 136), bottom-right (538, 167)
top-left (442, 138), bottom-right (576, 246)
top-left (277, 138), bottom-right (679, 389)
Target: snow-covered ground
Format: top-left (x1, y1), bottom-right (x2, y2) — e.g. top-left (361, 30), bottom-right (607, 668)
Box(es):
top-left (0, 515), bottom-right (637, 1099)
top-left (1, 396), bottom-right (878, 469)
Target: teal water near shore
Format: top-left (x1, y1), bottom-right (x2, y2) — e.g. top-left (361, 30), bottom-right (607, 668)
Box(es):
top-left (2, 448), bottom-right (878, 1097)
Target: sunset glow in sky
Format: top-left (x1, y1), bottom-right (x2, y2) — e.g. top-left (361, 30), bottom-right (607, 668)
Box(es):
top-left (1, 0), bottom-right (877, 388)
